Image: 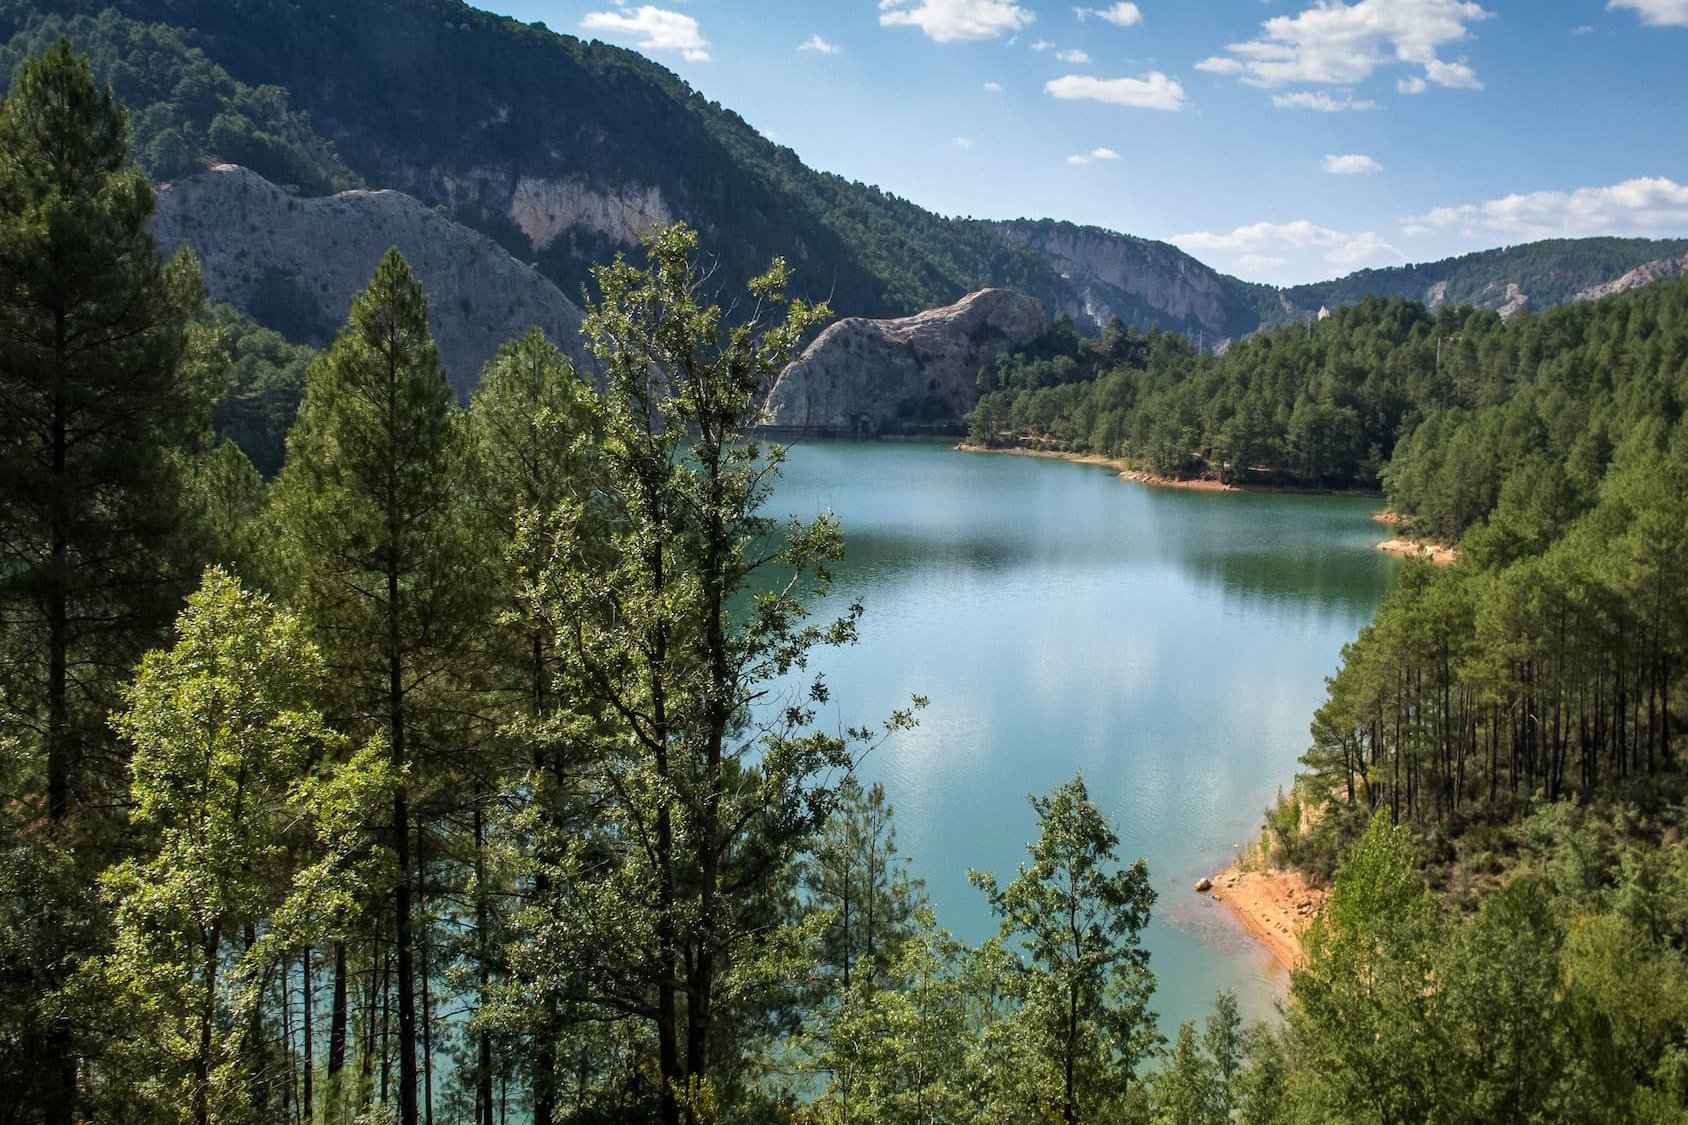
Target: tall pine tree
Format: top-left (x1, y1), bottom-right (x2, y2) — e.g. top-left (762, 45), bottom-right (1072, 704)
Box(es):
top-left (271, 248), bottom-right (479, 1125)
top-left (0, 39), bottom-right (210, 1125)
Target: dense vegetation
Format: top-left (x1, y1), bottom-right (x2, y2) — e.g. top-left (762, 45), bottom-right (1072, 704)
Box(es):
top-left (0, 45), bottom-right (1260, 1125)
top-left (0, 0), bottom-right (1081, 325)
top-left (1281, 236), bottom-right (1688, 315)
top-left (970, 299), bottom-right (1474, 489)
top-left (0, 7), bottom-right (356, 193)
top-left (9, 37), bottom-right (1688, 1125)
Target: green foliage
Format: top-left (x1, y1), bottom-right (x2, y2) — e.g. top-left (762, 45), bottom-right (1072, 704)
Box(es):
top-left (972, 296), bottom-right (1460, 489)
top-left (205, 305), bottom-right (315, 478)
top-left (970, 774), bottom-right (1157, 1123)
top-left (0, 9), bottom-right (356, 193)
top-left (99, 569), bottom-right (386, 1125)
top-left (1267, 804), bottom-right (1688, 1124)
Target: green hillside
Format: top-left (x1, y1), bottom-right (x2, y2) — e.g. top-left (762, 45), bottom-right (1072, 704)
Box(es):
top-left (1283, 237), bottom-right (1688, 314)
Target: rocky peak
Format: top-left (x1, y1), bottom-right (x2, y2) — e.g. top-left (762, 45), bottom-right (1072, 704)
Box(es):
top-left (761, 289), bottom-right (1046, 435)
top-left (151, 164), bottom-right (594, 394)
top-left (1575, 254), bottom-right (1688, 303)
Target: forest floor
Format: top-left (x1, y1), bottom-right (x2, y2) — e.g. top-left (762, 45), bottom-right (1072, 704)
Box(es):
top-left (1204, 865), bottom-right (1330, 971)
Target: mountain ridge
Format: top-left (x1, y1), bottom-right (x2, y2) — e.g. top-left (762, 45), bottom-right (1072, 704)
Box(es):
top-left (3, 0), bottom-right (1685, 356)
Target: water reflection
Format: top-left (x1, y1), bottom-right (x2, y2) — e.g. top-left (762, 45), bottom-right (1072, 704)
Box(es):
top-left (766, 441), bottom-right (1399, 1030)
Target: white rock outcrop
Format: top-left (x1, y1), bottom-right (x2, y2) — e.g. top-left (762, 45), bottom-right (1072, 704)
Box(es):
top-left (152, 165), bottom-right (594, 394)
top-left (762, 289), bottom-right (1046, 434)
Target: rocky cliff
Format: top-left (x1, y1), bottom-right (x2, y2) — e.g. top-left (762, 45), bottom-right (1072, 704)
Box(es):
top-left (985, 219), bottom-right (1275, 343)
top-left (762, 290), bottom-right (1046, 434)
top-left (1575, 254), bottom-right (1688, 303)
top-left (151, 164), bottom-right (593, 394)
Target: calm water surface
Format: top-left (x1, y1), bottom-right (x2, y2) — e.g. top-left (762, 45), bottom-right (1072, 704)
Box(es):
top-left (766, 441), bottom-right (1403, 1034)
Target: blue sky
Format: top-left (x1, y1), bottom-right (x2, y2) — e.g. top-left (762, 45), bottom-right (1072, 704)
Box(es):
top-left (478, 0), bottom-right (1688, 285)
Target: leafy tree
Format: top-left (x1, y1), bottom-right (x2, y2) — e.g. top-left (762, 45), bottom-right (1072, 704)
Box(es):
top-left (1284, 816), bottom-right (1443, 1125)
top-left (99, 569), bottom-right (386, 1125)
top-left (970, 774), bottom-right (1157, 1123)
top-left (529, 222), bottom-right (919, 1123)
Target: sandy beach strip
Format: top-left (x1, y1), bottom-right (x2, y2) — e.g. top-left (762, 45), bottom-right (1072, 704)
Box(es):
top-left (1202, 865), bottom-right (1329, 971)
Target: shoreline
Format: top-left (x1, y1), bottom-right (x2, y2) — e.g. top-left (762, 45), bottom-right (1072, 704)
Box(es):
top-left (954, 442), bottom-right (1382, 497)
top-left (1203, 865), bottom-right (1329, 971)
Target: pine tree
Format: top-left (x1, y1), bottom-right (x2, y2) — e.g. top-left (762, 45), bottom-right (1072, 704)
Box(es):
top-left (271, 248), bottom-right (479, 1125)
top-left (970, 775), bottom-right (1158, 1124)
top-left (0, 35), bottom-right (209, 831)
top-left (462, 328), bottom-right (602, 1125)
top-left (0, 39), bottom-right (211, 1124)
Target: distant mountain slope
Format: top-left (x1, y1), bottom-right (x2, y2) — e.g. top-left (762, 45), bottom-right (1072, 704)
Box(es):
top-left (0, 0), bottom-right (1078, 324)
top-left (1281, 238), bottom-right (1688, 319)
top-left (152, 164), bottom-right (593, 394)
top-left (3, 0), bottom-right (1684, 359)
top-left (983, 219), bottom-right (1281, 341)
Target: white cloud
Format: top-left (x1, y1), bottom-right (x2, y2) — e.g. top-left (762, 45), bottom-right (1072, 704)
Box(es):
top-left (1323, 153), bottom-right (1384, 174)
top-left (1069, 146), bottom-right (1122, 163)
top-left (879, 0), bottom-right (1035, 42)
top-left (1173, 219), bottom-right (1403, 279)
top-left (799, 34), bottom-right (841, 54)
top-left (1046, 71), bottom-right (1188, 111)
top-left (1195, 56), bottom-right (1245, 75)
top-left (1397, 75), bottom-right (1428, 93)
top-left (581, 5), bottom-right (711, 61)
top-left (982, 80), bottom-right (1005, 91)
top-left (1409, 176), bottom-right (1688, 240)
top-left (1075, 3), bottom-right (1143, 26)
top-left (1424, 58), bottom-right (1482, 87)
top-left (1205, 0), bottom-right (1491, 92)
top-left (1031, 39), bottom-right (1055, 51)
top-left (1057, 48), bottom-right (1091, 62)
top-left (1608, 0), bottom-right (1688, 27)
top-left (953, 136), bottom-right (975, 149)
top-left (1271, 90), bottom-right (1379, 111)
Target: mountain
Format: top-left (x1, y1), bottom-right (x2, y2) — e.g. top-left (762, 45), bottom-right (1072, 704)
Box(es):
top-left (983, 219), bottom-right (1282, 342)
top-left (151, 164), bottom-right (593, 395)
top-left (1280, 238), bottom-right (1688, 320)
top-left (3, 0), bottom-right (1685, 363)
top-left (0, 0), bottom-right (1081, 326)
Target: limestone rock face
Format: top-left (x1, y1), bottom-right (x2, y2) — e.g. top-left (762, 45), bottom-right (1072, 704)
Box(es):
top-left (1575, 254), bottom-right (1688, 303)
top-left (984, 219), bottom-right (1264, 342)
top-left (151, 164), bottom-right (594, 395)
top-left (762, 289), bottom-right (1046, 434)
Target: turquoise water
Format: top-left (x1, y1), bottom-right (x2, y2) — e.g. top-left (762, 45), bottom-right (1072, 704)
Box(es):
top-left (766, 441), bottom-right (1402, 1034)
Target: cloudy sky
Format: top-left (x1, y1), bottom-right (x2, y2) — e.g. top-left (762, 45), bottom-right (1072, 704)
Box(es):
top-left (481, 0), bottom-right (1688, 285)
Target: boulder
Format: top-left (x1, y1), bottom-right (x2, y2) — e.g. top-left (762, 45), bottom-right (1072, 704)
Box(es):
top-left (761, 289), bottom-right (1046, 435)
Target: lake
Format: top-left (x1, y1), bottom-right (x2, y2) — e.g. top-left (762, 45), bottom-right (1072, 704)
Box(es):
top-left (766, 440), bottom-right (1403, 1035)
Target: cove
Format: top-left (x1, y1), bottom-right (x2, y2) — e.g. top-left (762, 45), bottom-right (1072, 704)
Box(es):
top-left (766, 440), bottom-right (1404, 1033)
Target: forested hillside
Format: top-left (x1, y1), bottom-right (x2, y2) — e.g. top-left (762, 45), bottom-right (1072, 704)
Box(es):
top-left (1282, 236), bottom-right (1688, 315)
top-left (2, 0), bottom-right (1680, 353)
top-left (0, 0), bottom-right (1081, 324)
top-left (9, 28), bottom-right (1688, 1125)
